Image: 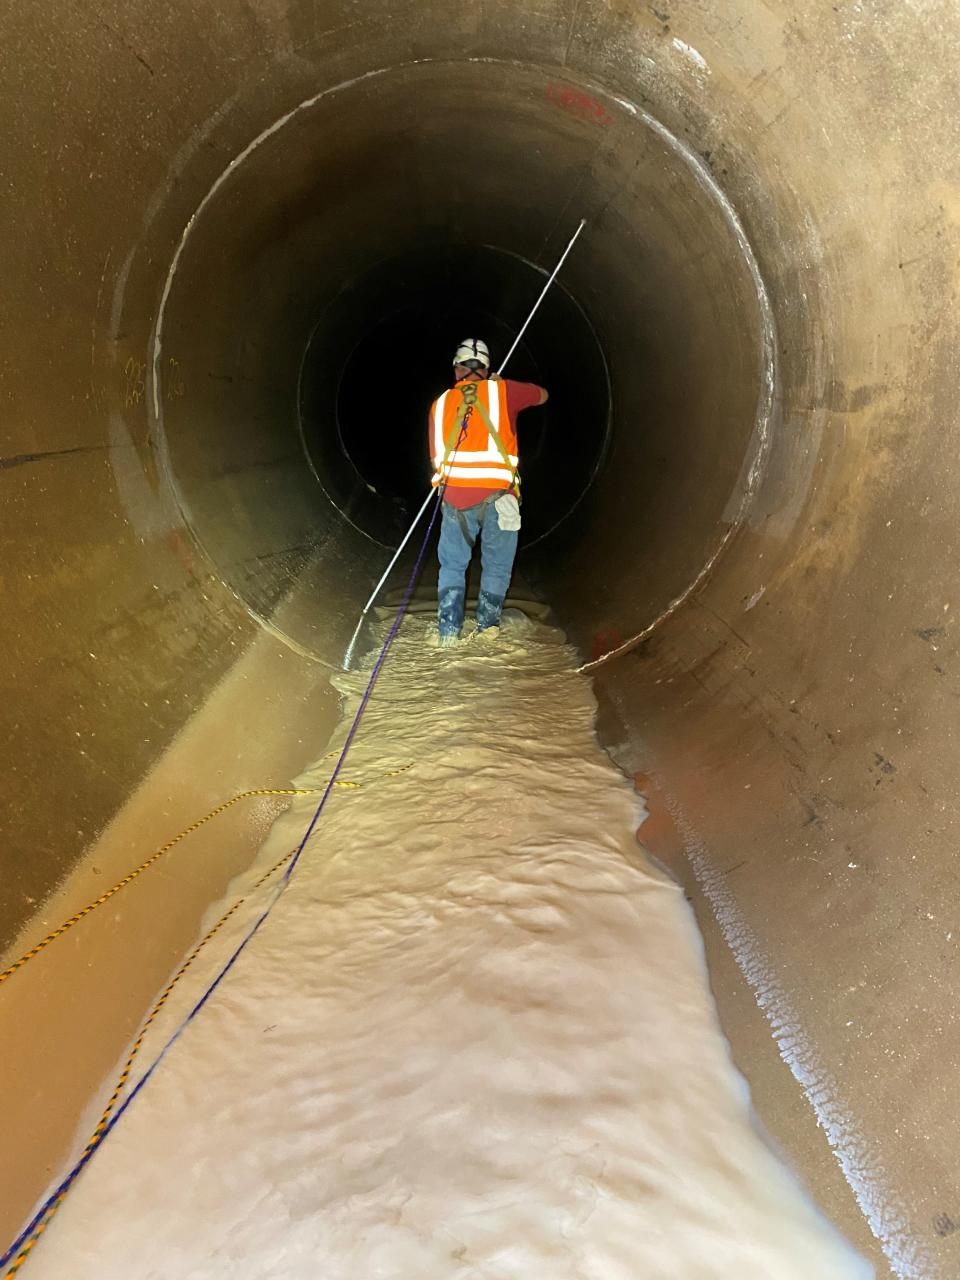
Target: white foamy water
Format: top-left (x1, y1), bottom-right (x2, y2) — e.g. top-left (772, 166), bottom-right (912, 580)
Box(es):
top-left (26, 613), bottom-right (869, 1279)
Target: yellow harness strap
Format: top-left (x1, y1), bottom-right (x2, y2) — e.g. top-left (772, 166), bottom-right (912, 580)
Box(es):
top-left (435, 399), bottom-right (471, 482)
top-left (472, 394), bottom-right (520, 494)
top-left (434, 381), bottom-right (520, 495)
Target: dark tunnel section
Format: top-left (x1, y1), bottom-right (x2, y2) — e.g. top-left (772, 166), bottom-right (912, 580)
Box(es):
top-left (299, 243), bottom-right (611, 548)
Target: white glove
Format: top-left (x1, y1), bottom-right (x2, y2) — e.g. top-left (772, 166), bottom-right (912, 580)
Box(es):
top-left (495, 493), bottom-right (521, 531)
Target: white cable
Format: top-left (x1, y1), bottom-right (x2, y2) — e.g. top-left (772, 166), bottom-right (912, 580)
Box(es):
top-left (496, 219), bottom-right (586, 375)
top-left (356, 218), bottom-right (587, 624)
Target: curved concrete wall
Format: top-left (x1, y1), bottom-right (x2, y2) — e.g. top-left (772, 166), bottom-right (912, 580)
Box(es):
top-left (3, 2), bottom-right (959, 1273)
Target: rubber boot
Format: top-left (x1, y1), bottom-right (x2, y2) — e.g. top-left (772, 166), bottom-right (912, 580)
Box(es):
top-left (438, 586), bottom-right (466, 645)
top-left (475, 589), bottom-right (505, 634)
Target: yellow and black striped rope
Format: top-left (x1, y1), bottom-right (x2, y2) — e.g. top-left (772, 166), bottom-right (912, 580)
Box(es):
top-left (2, 845), bottom-right (298, 1278)
top-left (0, 760), bottom-right (412, 988)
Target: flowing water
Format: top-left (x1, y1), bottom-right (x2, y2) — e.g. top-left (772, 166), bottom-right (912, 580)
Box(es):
top-left (26, 613), bottom-right (870, 1278)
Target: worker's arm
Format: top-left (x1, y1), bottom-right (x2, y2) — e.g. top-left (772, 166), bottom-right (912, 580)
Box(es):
top-left (494, 375), bottom-right (548, 412)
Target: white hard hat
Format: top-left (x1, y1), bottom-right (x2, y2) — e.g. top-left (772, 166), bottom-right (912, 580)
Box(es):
top-left (453, 338), bottom-right (490, 369)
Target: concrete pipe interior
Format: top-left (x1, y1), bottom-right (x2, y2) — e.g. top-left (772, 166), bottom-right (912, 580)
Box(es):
top-left (154, 60), bottom-right (765, 665)
top-left (4, 3), bottom-right (960, 1276)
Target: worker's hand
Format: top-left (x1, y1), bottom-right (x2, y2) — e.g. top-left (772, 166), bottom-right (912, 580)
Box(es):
top-left (488, 371), bottom-right (501, 382)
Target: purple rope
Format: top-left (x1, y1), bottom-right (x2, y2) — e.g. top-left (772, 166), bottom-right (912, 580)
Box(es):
top-left (0, 471), bottom-right (451, 1275)
top-left (283, 484), bottom-right (444, 881)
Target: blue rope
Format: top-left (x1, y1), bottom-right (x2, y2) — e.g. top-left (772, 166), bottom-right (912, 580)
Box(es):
top-left (0, 472), bottom-right (452, 1275)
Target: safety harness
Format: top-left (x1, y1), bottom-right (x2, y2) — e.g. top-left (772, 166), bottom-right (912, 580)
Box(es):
top-left (435, 378), bottom-right (521, 547)
top-left (435, 379), bottom-right (521, 494)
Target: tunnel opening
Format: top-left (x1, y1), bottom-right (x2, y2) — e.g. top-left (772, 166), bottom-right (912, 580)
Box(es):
top-left (300, 242), bottom-right (611, 549)
top-left (152, 61), bottom-right (771, 664)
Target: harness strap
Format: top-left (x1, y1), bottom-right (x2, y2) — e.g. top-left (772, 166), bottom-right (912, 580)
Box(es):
top-left (472, 394), bottom-right (520, 494)
top-left (434, 401), bottom-right (472, 484)
top-left (455, 506), bottom-right (477, 547)
top-left (453, 492), bottom-right (498, 547)
top-left (433, 381), bottom-right (519, 495)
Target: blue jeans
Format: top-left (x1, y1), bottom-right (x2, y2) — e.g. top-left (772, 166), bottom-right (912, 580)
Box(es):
top-left (437, 498), bottom-right (518, 637)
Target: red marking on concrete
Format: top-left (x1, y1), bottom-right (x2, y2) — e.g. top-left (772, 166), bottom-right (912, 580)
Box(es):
top-left (633, 778), bottom-right (679, 852)
top-left (633, 771), bottom-right (654, 834)
top-left (546, 83), bottom-right (612, 128)
top-left (591, 628), bottom-right (623, 661)
top-left (166, 528), bottom-right (195, 574)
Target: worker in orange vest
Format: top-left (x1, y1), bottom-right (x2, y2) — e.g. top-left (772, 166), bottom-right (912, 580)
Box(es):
top-left (429, 339), bottom-right (548, 645)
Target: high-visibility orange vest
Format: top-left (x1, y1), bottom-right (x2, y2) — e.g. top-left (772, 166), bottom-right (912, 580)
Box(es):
top-left (430, 378), bottom-right (519, 493)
